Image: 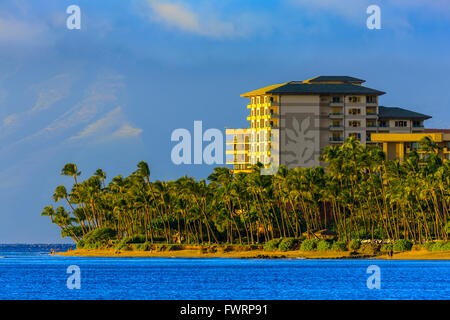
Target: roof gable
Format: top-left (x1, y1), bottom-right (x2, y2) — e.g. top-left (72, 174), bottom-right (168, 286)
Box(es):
top-left (378, 106), bottom-right (431, 119)
top-left (304, 76), bottom-right (365, 84)
top-left (266, 82), bottom-right (385, 95)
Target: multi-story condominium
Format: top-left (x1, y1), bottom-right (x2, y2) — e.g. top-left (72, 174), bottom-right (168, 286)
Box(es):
top-left (226, 76), bottom-right (431, 172)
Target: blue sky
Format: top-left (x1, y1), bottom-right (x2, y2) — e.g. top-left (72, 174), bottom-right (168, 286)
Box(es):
top-left (0, 0), bottom-right (449, 243)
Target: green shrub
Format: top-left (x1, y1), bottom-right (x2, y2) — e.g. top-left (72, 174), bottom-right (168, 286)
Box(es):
top-left (331, 241), bottom-right (348, 252)
top-left (349, 240), bottom-right (361, 250)
top-left (141, 242), bottom-right (152, 251)
top-left (361, 243), bottom-right (381, 254)
top-left (424, 242), bottom-right (435, 251)
top-left (121, 235), bottom-right (146, 244)
top-left (300, 239), bottom-right (317, 251)
top-left (317, 240), bottom-right (331, 251)
top-left (76, 239), bottom-right (85, 249)
top-left (393, 239), bottom-right (413, 252)
top-left (82, 227), bottom-right (117, 248)
top-left (381, 243), bottom-right (394, 252)
top-left (431, 241), bottom-right (450, 251)
top-left (278, 238), bottom-right (298, 252)
top-left (263, 238), bottom-right (282, 251)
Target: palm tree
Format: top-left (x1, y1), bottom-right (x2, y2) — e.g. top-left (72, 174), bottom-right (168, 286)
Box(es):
top-left (61, 163), bottom-right (81, 184)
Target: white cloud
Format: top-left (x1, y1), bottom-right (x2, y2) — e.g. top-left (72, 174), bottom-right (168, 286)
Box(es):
top-left (142, 0), bottom-right (261, 38)
top-left (1, 74), bottom-right (73, 133)
top-left (69, 106), bottom-right (142, 144)
top-left (0, 16), bottom-right (49, 45)
top-left (112, 124), bottom-right (143, 138)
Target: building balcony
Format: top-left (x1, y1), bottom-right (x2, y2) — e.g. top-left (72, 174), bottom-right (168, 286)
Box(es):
top-left (225, 150), bottom-right (248, 155)
top-left (247, 101), bottom-right (279, 109)
top-left (226, 139), bottom-right (249, 145)
top-left (247, 114), bottom-right (280, 121)
top-left (329, 124), bottom-right (344, 130)
top-left (329, 137), bottom-right (344, 142)
top-left (330, 101), bottom-right (344, 106)
top-left (329, 113), bottom-right (344, 117)
top-left (367, 124), bottom-right (377, 128)
top-left (366, 112), bottom-right (377, 116)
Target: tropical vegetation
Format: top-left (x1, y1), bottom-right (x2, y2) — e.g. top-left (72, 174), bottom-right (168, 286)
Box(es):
top-left (41, 138), bottom-right (449, 250)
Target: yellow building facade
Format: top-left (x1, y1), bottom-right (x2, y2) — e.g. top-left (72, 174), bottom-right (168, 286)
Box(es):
top-left (371, 132), bottom-right (450, 161)
top-left (227, 76), bottom-right (433, 173)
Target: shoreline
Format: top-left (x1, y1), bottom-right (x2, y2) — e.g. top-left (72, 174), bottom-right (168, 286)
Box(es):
top-left (57, 247), bottom-right (450, 260)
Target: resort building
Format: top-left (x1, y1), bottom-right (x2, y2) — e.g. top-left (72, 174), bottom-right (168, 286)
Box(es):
top-left (226, 76), bottom-right (432, 172)
top-left (372, 130), bottom-right (450, 161)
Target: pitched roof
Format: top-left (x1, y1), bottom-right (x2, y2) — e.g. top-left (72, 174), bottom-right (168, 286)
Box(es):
top-left (378, 106), bottom-right (431, 119)
top-left (266, 82), bottom-right (385, 95)
top-left (304, 76), bottom-right (365, 84)
top-left (241, 83), bottom-right (287, 97)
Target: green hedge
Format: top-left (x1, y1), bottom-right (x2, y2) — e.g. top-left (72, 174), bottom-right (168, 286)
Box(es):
top-left (278, 238), bottom-right (298, 252)
top-left (317, 240), bottom-right (331, 251)
top-left (381, 243), bottom-right (394, 252)
top-left (426, 241), bottom-right (450, 251)
top-left (300, 239), bottom-right (317, 251)
top-left (331, 241), bottom-right (348, 252)
top-left (263, 238), bottom-right (283, 251)
top-left (393, 239), bottom-right (413, 252)
top-left (349, 240), bottom-right (361, 250)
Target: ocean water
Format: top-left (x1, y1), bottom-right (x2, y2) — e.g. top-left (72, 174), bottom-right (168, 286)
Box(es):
top-left (0, 244), bottom-right (448, 300)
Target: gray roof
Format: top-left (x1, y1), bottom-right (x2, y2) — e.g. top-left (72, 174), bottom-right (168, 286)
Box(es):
top-left (307, 76), bottom-right (365, 83)
top-left (378, 106), bottom-right (431, 120)
top-left (267, 82), bottom-right (385, 95)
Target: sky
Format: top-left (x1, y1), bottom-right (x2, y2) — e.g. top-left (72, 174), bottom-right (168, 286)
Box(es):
top-left (0, 0), bottom-right (449, 243)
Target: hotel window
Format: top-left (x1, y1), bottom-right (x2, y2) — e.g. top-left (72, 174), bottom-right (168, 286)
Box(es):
top-left (379, 120), bottom-right (388, 127)
top-left (332, 96), bottom-right (341, 103)
top-left (413, 120), bottom-right (422, 127)
top-left (349, 133), bottom-right (361, 140)
top-left (332, 120), bottom-right (341, 127)
top-left (251, 97), bottom-right (255, 104)
top-left (257, 96), bottom-right (261, 104)
top-left (270, 96), bottom-right (274, 103)
top-left (349, 108), bottom-right (361, 115)
top-left (349, 121), bottom-right (361, 127)
top-left (395, 120), bottom-right (408, 127)
top-left (366, 96), bottom-right (377, 103)
top-left (264, 96), bottom-right (268, 103)
top-left (348, 96), bottom-right (361, 103)
top-left (367, 107), bottom-right (376, 115)
top-left (367, 120), bottom-right (376, 127)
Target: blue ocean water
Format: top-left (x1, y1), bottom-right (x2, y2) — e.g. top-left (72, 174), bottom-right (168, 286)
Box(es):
top-left (0, 244), bottom-right (448, 300)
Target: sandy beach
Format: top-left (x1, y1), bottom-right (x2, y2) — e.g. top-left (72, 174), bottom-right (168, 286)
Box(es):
top-left (57, 247), bottom-right (450, 260)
